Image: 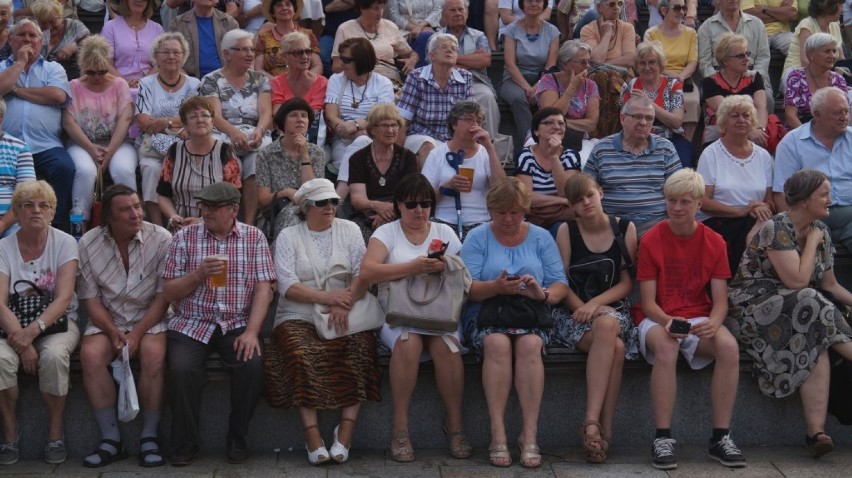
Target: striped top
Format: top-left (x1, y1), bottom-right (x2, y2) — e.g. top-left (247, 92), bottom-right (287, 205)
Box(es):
top-left (583, 132), bottom-right (681, 224)
top-left (515, 146), bottom-right (581, 195)
top-left (78, 222), bottom-right (173, 334)
top-left (0, 132), bottom-right (36, 218)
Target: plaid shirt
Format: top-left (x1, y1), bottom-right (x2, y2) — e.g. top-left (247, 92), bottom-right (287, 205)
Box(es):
top-left (163, 221), bottom-right (276, 343)
top-left (396, 65), bottom-right (472, 142)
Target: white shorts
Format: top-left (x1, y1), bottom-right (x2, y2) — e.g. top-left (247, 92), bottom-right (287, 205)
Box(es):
top-left (403, 135), bottom-right (439, 156)
top-left (637, 317), bottom-right (715, 370)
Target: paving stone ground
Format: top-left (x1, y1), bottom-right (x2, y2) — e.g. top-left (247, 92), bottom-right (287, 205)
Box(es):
top-left (1, 445), bottom-right (848, 477)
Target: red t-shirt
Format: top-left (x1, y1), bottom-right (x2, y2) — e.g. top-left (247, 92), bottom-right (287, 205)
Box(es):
top-left (635, 220), bottom-right (730, 324)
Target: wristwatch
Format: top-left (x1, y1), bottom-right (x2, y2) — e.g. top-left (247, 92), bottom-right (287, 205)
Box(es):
top-left (36, 318), bottom-right (46, 334)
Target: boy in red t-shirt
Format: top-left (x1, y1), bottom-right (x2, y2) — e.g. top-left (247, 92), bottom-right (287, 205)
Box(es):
top-left (636, 169), bottom-right (744, 470)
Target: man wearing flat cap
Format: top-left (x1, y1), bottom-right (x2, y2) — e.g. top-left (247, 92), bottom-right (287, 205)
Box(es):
top-left (161, 182), bottom-right (276, 466)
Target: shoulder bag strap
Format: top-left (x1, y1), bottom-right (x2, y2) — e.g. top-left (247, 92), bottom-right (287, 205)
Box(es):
top-left (610, 216), bottom-right (634, 274)
top-left (298, 223), bottom-right (326, 289)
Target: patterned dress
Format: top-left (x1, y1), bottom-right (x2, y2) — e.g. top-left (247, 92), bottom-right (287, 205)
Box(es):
top-left (729, 213), bottom-right (852, 398)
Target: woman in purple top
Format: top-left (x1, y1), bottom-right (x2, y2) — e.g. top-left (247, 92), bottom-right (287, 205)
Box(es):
top-left (101, 0), bottom-right (164, 91)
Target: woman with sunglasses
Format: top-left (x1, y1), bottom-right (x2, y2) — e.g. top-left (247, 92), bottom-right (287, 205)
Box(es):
top-left (271, 32), bottom-right (328, 121)
top-left (257, 98), bottom-right (326, 240)
top-left (157, 97), bottom-right (242, 231)
top-left (701, 33), bottom-right (769, 147)
top-left (580, 0), bottom-right (635, 68)
top-left (62, 35), bottom-right (137, 229)
top-left (534, 39), bottom-right (599, 163)
top-left (359, 173), bottom-right (470, 463)
top-left (644, 0), bottom-right (699, 144)
top-left (254, 0), bottom-right (322, 77)
top-left (324, 37), bottom-right (394, 183)
top-left (199, 29), bottom-right (273, 226)
top-left (422, 101), bottom-right (506, 241)
top-left (266, 178), bottom-right (380, 465)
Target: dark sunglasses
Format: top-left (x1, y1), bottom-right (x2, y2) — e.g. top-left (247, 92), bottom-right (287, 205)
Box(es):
top-left (288, 48), bottom-right (312, 57)
top-left (402, 200), bottom-right (433, 209)
top-left (340, 56), bottom-right (354, 64)
top-left (84, 69), bottom-right (109, 76)
top-left (669, 5), bottom-right (686, 12)
top-left (312, 198), bottom-right (340, 207)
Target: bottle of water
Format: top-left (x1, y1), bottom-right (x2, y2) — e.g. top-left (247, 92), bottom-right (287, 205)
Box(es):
top-left (70, 198), bottom-right (84, 242)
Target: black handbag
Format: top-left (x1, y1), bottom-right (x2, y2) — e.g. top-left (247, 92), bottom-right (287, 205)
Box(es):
top-left (1, 280), bottom-right (68, 338)
top-left (566, 217), bottom-right (634, 304)
top-left (477, 295), bottom-right (553, 329)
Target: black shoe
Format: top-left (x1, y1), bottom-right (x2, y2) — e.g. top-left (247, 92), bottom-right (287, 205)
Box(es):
top-left (709, 434), bottom-right (746, 468)
top-left (651, 437), bottom-right (677, 470)
top-left (226, 434), bottom-right (248, 464)
top-left (171, 443), bottom-right (198, 467)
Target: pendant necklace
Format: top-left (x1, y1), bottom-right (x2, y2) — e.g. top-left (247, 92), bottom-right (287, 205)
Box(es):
top-left (350, 76), bottom-right (369, 109)
top-left (372, 143), bottom-right (390, 186)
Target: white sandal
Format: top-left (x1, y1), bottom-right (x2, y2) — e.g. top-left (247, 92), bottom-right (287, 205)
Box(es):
top-left (304, 425), bottom-right (329, 465)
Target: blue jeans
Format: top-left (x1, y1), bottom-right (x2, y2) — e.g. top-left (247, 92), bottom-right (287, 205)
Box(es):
top-left (33, 147), bottom-right (75, 232)
top-left (320, 34), bottom-right (335, 78)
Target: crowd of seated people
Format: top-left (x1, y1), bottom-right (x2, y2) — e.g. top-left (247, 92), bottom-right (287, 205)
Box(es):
top-left (2, 0), bottom-right (852, 472)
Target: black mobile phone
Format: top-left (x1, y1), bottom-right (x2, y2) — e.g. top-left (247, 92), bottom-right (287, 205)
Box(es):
top-left (506, 274), bottom-right (520, 281)
top-left (427, 242), bottom-right (449, 259)
top-left (669, 320), bottom-right (691, 334)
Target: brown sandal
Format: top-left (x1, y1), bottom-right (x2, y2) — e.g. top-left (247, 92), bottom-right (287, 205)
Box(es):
top-left (579, 420), bottom-right (608, 463)
top-left (389, 430), bottom-right (414, 462)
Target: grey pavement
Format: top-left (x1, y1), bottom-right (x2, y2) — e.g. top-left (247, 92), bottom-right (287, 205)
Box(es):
top-left (2, 445), bottom-right (851, 477)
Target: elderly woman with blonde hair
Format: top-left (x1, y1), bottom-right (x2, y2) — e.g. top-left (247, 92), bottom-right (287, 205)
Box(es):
top-left (621, 41), bottom-right (693, 167)
top-left (30, 0), bottom-right (90, 79)
top-left (0, 180), bottom-right (80, 465)
top-left (697, 95), bottom-right (774, 273)
top-left (62, 35), bottom-right (136, 228)
top-left (347, 103), bottom-right (418, 243)
top-left (271, 31), bottom-right (329, 120)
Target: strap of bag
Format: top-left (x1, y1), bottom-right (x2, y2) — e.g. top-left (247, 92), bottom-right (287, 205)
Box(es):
top-left (95, 165), bottom-right (104, 202)
top-left (609, 216), bottom-right (635, 276)
top-left (298, 223), bottom-right (329, 291)
top-left (12, 280), bottom-right (45, 297)
top-left (406, 272), bottom-right (446, 305)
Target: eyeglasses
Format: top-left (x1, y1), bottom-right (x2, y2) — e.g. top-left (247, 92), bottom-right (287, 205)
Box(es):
top-left (540, 119), bottom-right (566, 127)
top-left (637, 60), bottom-right (658, 68)
top-left (311, 198), bottom-right (340, 207)
top-left (623, 113), bottom-right (655, 123)
top-left (288, 48), bottom-right (312, 57)
top-left (21, 202), bottom-right (53, 212)
top-left (340, 55), bottom-right (354, 64)
top-left (84, 69), bottom-right (109, 77)
top-left (570, 59), bottom-right (591, 66)
top-left (669, 5), bottom-right (686, 12)
top-left (186, 112), bottom-right (213, 121)
top-left (457, 115), bottom-right (484, 125)
top-left (376, 122), bottom-right (400, 129)
top-left (606, 0), bottom-right (624, 8)
top-left (402, 200), bottom-right (432, 209)
top-left (727, 51), bottom-right (752, 60)
top-left (156, 49), bottom-right (183, 57)
top-left (199, 202), bottom-right (233, 211)
top-left (229, 47), bottom-right (254, 54)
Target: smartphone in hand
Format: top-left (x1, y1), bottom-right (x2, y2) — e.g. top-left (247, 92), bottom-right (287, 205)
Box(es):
top-left (669, 319), bottom-right (691, 335)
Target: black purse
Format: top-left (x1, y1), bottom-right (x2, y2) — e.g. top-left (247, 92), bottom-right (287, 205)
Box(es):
top-left (477, 295), bottom-right (553, 329)
top-left (1, 280), bottom-right (68, 338)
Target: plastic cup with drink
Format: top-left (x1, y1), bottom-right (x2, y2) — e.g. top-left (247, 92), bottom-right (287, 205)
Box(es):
top-left (209, 254), bottom-right (229, 288)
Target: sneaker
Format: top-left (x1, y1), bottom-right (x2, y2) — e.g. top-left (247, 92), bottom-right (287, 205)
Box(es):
top-left (0, 442), bottom-right (19, 465)
top-left (651, 437), bottom-right (677, 470)
top-left (709, 434), bottom-right (746, 468)
top-left (44, 438), bottom-right (67, 464)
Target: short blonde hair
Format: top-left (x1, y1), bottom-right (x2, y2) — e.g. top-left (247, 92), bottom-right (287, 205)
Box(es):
top-left (663, 168), bottom-right (705, 200)
top-left (77, 35), bottom-right (112, 72)
top-left (280, 31), bottom-right (310, 53)
top-left (12, 180), bottom-right (57, 210)
top-left (150, 32), bottom-right (190, 67)
top-left (716, 95), bottom-right (757, 132)
top-left (634, 41), bottom-right (666, 71)
top-left (30, 0), bottom-right (62, 22)
top-left (365, 103), bottom-right (402, 137)
top-left (714, 33), bottom-right (748, 67)
top-left (487, 177), bottom-right (532, 213)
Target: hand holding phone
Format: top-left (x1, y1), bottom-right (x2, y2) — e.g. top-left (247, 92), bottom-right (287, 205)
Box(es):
top-left (669, 319), bottom-right (691, 335)
top-left (427, 240), bottom-right (449, 259)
